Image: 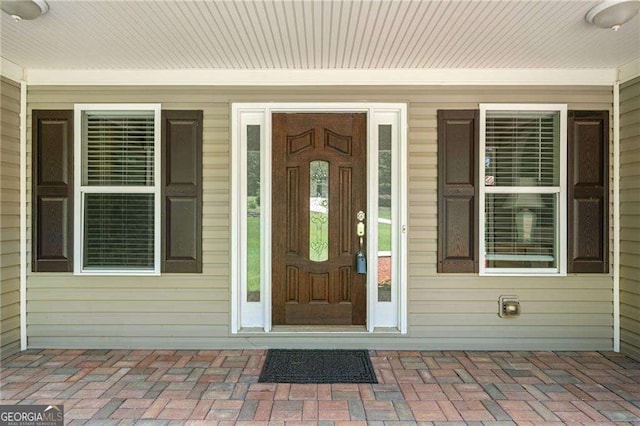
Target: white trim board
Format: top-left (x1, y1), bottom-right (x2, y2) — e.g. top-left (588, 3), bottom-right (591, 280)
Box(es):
top-left (20, 81), bottom-right (27, 351)
top-left (23, 68), bottom-right (618, 86)
top-left (1, 58), bottom-right (24, 82)
top-left (613, 83), bottom-right (621, 352)
top-left (618, 58), bottom-right (640, 83)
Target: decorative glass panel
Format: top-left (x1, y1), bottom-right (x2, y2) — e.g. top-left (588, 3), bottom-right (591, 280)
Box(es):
top-left (378, 125), bottom-right (392, 302)
top-left (83, 193), bottom-right (154, 269)
top-left (309, 160), bottom-right (329, 262)
top-left (246, 125), bottom-right (261, 301)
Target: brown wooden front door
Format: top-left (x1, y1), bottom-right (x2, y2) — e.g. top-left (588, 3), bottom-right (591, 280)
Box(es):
top-left (272, 113), bottom-right (367, 325)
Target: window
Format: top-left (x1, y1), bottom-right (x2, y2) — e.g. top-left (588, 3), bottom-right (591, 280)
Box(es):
top-left (246, 123), bottom-right (262, 301)
top-left (377, 124), bottom-right (392, 302)
top-left (74, 105), bottom-right (161, 274)
top-left (438, 107), bottom-right (607, 276)
top-left (33, 108), bottom-right (202, 274)
top-left (234, 110), bottom-right (266, 327)
top-left (480, 104), bottom-right (567, 275)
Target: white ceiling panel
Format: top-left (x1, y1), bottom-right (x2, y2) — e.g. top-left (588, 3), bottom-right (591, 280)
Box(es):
top-left (0, 0), bottom-right (638, 71)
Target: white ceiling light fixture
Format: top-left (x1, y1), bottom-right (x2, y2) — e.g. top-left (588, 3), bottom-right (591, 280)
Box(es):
top-left (586, 0), bottom-right (640, 31)
top-left (1, 0), bottom-right (49, 22)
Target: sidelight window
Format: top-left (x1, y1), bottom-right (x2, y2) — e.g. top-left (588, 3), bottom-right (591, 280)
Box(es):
top-left (246, 124), bottom-right (261, 301)
top-left (377, 124), bottom-right (392, 301)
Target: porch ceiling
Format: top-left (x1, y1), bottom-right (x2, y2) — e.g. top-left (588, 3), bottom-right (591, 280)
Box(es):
top-left (0, 0), bottom-right (638, 74)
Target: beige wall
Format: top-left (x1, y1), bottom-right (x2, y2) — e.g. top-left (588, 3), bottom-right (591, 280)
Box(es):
top-left (1, 77), bottom-right (21, 358)
top-left (26, 85), bottom-right (614, 350)
top-left (620, 76), bottom-right (640, 361)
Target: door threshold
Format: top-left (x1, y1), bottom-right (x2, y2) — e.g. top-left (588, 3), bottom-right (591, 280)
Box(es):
top-left (270, 325), bottom-right (368, 333)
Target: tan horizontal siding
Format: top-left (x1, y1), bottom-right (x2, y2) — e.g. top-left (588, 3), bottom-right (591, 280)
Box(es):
top-left (26, 84), bottom-right (613, 351)
top-left (410, 301), bottom-right (612, 314)
top-left (409, 313), bottom-right (612, 326)
top-left (621, 265), bottom-right (640, 282)
top-left (28, 312), bottom-right (228, 325)
top-left (1, 77), bottom-right (21, 359)
top-left (27, 337), bottom-right (245, 350)
top-left (620, 76), bottom-right (640, 361)
top-left (408, 326), bottom-right (612, 339)
top-left (621, 302), bottom-right (640, 322)
top-left (28, 325), bottom-right (229, 338)
top-left (621, 288), bottom-right (640, 311)
top-left (28, 300), bottom-right (228, 313)
top-left (29, 288), bottom-right (228, 301)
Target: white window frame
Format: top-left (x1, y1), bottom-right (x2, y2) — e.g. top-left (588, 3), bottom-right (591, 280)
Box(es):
top-left (231, 103), bottom-right (408, 334)
top-left (234, 110), bottom-right (266, 327)
top-left (479, 103), bottom-right (567, 276)
top-left (372, 111), bottom-right (406, 328)
top-left (73, 104), bottom-right (162, 275)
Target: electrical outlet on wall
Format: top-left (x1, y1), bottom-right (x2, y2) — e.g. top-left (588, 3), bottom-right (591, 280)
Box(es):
top-left (499, 295), bottom-right (520, 318)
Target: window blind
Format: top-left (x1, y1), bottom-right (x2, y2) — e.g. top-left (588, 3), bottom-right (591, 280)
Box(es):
top-left (82, 111), bottom-right (155, 186)
top-left (83, 193), bottom-right (154, 269)
top-left (485, 111), bottom-right (559, 187)
top-left (485, 193), bottom-right (557, 268)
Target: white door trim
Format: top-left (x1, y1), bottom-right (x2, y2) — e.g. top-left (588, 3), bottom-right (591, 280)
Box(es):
top-left (231, 103), bottom-right (407, 334)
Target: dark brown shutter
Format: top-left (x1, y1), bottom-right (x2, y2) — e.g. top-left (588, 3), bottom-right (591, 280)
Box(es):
top-left (161, 110), bottom-right (203, 273)
top-left (32, 110), bottom-right (73, 272)
top-left (567, 110), bottom-right (609, 273)
top-left (437, 110), bottom-right (479, 273)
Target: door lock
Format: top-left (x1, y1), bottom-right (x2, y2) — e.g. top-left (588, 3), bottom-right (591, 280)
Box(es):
top-left (356, 251), bottom-right (367, 274)
top-left (356, 211), bottom-right (365, 237)
top-left (355, 210), bottom-right (366, 274)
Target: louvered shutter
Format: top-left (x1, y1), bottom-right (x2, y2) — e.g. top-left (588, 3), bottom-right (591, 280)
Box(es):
top-left (437, 110), bottom-right (479, 273)
top-left (32, 110), bottom-right (74, 272)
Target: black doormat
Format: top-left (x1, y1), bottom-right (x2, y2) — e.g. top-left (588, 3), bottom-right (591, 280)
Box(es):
top-left (258, 349), bottom-right (378, 384)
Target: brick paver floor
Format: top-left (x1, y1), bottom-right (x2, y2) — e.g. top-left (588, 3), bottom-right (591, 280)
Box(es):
top-left (1, 349), bottom-right (639, 425)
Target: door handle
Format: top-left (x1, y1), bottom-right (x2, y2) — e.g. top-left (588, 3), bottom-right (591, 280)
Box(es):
top-left (356, 210), bottom-right (365, 237)
top-left (355, 210), bottom-right (367, 274)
